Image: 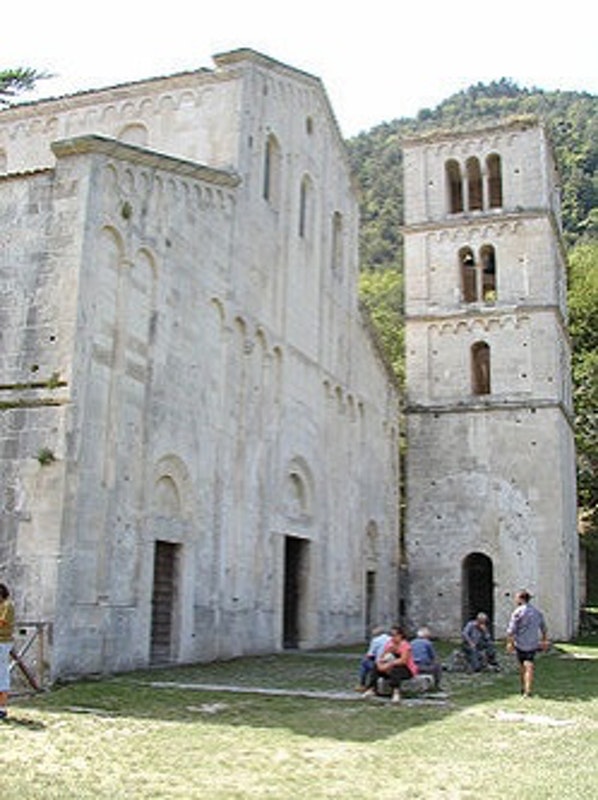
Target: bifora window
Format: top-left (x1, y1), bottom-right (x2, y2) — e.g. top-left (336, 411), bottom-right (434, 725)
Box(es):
top-left (459, 245), bottom-right (497, 303)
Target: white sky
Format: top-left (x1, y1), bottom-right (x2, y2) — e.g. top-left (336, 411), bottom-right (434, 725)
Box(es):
top-left (4, 0), bottom-right (597, 137)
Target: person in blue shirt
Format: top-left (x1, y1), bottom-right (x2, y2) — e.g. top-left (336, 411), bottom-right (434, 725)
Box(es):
top-left (356, 625), bottom-right (390, 692)
top-left (462, 612), bottom-right (498, 672)
top-left (410, 626), bottom-right (442, 689)
top-left (506, 590), bottom-right (548, 697)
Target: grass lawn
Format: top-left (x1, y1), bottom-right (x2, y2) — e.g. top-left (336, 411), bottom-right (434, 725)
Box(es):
top-left (1, 637), bottom-right (596, 799)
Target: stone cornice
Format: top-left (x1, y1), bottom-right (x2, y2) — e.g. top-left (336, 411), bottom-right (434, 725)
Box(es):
top-left (51, 135), bottom-right (241, 187)
top-left (400, 114), bottom-right (542, 148)
top-left (405, 396), bottom-right (575, 428)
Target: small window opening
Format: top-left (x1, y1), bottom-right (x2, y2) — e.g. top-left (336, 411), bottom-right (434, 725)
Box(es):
top-left (446, 159), bottom-right (464, 213)
top-left (331, 211), bottom-right (343, 271)
top-left (459, 246), bottom-right (477, 303)
top-left (466, 157), bottom-right (483, 211)
top-left (487, 153), bottom-right (503, 208)
top-left (299, 174), bottom-right (313, 238)
top-left (480, 245), bottom-right (497, 300)
top-left (263, 134), bottom-right (281, 208)
top-left (471, 341), bottom-right (491, 395)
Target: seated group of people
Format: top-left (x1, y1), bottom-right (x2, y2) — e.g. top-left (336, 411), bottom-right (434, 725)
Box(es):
top-left (358, 612), bottom-right (498, 702)
top-left (357, 624), bottom-right (442, 704)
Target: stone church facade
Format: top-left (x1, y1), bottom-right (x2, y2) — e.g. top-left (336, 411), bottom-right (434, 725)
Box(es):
top-left (402, 119), bottom-right (579, 641)
top-left (0, 50), bottom-right (400, 679)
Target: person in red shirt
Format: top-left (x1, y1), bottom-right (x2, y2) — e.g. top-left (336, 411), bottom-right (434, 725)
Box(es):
top-left (365, 624), bottom-right (419, 704)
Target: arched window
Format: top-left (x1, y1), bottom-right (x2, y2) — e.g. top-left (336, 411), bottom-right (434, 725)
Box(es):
top-left (299, 174), bottom-right (313, 238)
top-left (471, 341), bottom-right (491, 395)
top-left (487, 153), bottom-right (503, 208)
top-left (331, 211), bottom-right (343, 272)
top-left (459, 245), bottom-right (498, 303)
top-left (263, 133), bottom-right (281, 208)
top-left (466, 157), bottom-right (483, 211)
top-left (446, 159), bottom-right (463, 213)
top-left (459, 246), bottom-right (477, 303)
top-left (480, 244), bottom-right (497, 300)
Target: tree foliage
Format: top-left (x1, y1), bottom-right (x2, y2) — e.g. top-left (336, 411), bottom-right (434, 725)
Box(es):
top-left (0, 67), bottom-right (48, 106)
top-left (568, 242), bottom-right (598, 538)
top-left (359, 268), bottom-right (404, 388)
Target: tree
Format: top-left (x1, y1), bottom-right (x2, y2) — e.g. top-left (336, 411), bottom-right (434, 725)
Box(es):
top-left (568, 242), bottom-right (598, 546)
top-left (0, 67), bottom-right (48, 106)
top-left (358, 267), bottom-right (404, 387)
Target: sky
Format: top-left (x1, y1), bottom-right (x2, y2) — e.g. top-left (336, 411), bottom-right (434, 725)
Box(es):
top-left (4, 0), bottom-right (597, 137)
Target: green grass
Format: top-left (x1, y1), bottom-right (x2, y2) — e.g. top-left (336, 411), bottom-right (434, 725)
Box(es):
top-left (1, 638), bottom-right (597, 799)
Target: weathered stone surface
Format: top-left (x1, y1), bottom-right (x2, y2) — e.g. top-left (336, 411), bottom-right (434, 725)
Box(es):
top-left (402, 120), bottom-right (578, 641)
top-left (0, 50), bottom-right (400, 679)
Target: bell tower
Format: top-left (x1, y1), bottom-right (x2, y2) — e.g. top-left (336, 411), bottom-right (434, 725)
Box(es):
top-left (402, 118), bottom-right (578, 639)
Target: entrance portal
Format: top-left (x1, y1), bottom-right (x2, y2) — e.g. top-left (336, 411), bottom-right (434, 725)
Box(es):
top-left (462, 552), bottom-right (494, 630)
top-left (150, 541), bottom-right (179, 664)
top-left (283, 536), bottom-right (308, 649)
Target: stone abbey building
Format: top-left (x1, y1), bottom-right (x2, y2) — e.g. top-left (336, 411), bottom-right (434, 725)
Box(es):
top-left (0, 50), bottom-right (400, 678)
top-left (0, 50), bottom-right (578, 679)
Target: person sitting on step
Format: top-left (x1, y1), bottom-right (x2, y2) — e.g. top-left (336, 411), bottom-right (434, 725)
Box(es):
top-left (356, 624), bottom-right (390, 692)
top-left (364, 624), bottom-right (418, 704)
top-left (410, 625), bottom-right (442, 689)
top-left (461, 612), bottom-right (498, 672)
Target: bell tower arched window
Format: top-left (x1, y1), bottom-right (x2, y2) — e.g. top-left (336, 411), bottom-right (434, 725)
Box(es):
top-left (480, 244), bottom-right (497, 300)
top-left (446, 159), bottom-right (464, 213)
top-left (466, 157), bottom-right (483, 211)
top-left (459, 245), bottom-right (498, 303)
top-left (459, 246), bottom-right (477, 303)
top-left (471, 341), bottom-right (491, 395)
top-left (487, 153), bottom-right (503, 208)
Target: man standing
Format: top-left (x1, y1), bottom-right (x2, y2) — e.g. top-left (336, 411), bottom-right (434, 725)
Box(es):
top-left (0, 583), bottom-right (15, 720)
top-left (506, 589), bottom-right (548, 697)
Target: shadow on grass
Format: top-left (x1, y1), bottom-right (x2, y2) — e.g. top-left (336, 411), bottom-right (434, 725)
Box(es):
top-left (1, 714), bottom-right (46, 730)
top-left (13, 638), bottom-right (598, 743)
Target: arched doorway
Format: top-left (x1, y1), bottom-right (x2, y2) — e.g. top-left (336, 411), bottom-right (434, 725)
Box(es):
top-left (462, 552), bottom-right (494, 631)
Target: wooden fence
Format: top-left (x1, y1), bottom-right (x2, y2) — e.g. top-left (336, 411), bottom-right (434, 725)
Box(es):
top-left (9, 621), bottom-right (49, 693)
